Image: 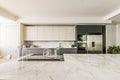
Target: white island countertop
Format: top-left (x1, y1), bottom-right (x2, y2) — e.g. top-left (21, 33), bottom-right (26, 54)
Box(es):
top-left (0, 54), bottom-right (120, 80)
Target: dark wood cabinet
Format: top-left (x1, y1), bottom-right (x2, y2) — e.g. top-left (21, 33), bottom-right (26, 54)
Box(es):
top-left (59, 48), bottom-right (77, 54)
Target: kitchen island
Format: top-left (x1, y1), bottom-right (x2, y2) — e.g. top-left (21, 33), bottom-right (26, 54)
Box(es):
top-left (0, 54), bottom-right (120, 80)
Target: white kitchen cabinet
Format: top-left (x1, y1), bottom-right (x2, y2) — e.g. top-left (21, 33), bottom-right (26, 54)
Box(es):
top-left (24, 26), bottom-right (75, 41)
top-left (59, 26), bottom-right (68, 40)
top-left (51, 27), bottom-right (59, 40)
top-left (59, 26), bottom-right (75, 40)
top-left (43, 26), bottom-right (60, 40)
top-left (66, 26), bottom-right (75, 40)
top-left (37, 27), bottom-right (44, 40)
top-left (44, 26), bottom-right (53, 40)
top-left (24, 26), bottom-right (37, 40)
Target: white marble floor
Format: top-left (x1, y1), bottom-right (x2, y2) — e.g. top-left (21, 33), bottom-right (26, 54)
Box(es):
top-left (0, 54), bottom-right (120, 80)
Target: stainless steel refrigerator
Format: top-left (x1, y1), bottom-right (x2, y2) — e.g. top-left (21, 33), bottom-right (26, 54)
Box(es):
top-left (77, 34), bottom-right (103, 53)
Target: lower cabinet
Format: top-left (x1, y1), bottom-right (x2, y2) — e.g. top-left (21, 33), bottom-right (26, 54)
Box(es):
top-left (21, 48), bottom-right (44, 56)
top-left (21, 48), bottom-right (77, 56)
top-left (59, 48), bottom-right (77, 54)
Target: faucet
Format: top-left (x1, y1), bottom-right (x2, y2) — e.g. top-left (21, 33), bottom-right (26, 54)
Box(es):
top-left (59, 42), bottom-right (62, 48)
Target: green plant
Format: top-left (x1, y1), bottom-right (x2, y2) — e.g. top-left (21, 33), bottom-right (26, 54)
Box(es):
top-left (107, 46), bottom-right (120, 54)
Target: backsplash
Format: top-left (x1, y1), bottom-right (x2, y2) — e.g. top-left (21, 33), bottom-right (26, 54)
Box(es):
top-left (24, 41), bottom-right (75, 48)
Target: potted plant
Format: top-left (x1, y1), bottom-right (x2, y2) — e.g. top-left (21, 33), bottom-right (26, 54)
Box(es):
top-left (107, 46), bottom-right (120, 54)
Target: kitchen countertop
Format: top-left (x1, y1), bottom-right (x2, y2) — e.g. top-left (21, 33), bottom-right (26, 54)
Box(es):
top-left (23, 47), bottom-right (77, 49)
top-left (0, 54), bottom-right (120, 80)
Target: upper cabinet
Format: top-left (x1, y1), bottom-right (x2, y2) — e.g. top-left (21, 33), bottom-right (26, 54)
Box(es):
top-left (24, 26), bottom-right (75, 41)
top-left (37, 27), bottom-right (44, 40)
top-left (24, 26), bottom-right (38, 40)
top-left (59, 26), bottom-right (75, 40)
top-left (66, 26), bottom-right (75, 40)
top-left (47, 26), bottom-right (60, 40)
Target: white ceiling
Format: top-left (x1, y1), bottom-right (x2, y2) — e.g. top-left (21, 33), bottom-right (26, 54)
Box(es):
top-left (0, 0), bottom-right (120, 24)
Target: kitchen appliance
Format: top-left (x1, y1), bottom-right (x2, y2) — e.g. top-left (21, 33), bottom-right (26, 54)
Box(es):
top-left (77, 33), bottom-right (103, 53)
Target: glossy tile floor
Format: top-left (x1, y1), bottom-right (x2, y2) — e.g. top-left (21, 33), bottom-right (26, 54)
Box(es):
top-left (0, 54), bottom-right (120, 80)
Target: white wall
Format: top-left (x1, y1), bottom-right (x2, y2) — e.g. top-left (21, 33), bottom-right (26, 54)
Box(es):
top-left (20, 23), bottom-right (24, 46)
top-left (116, 23), bottom-right (120, 46)
top-left (0, 23), bottom-right (21, 58)
top-left (106, 24), bottom-right (117, 50)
